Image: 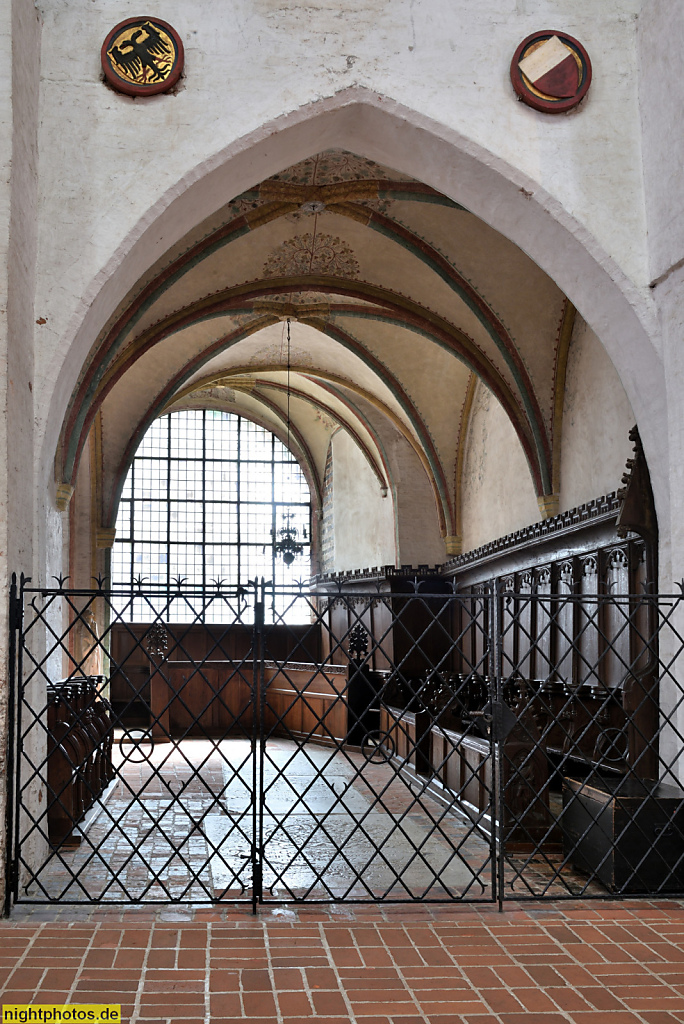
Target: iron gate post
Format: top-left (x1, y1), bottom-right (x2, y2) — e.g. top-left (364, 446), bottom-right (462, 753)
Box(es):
top-left (251, 578), bottom-right (266, 912)
top-left (12, 575), bottom-right (27, 907)
top-left (493, 578), bottom-right (506, 911)
top-left (3, 573), bottom-right (21, 916)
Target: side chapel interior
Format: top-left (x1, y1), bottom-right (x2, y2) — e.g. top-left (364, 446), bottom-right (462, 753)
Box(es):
top-left (53, 149), bottom-right (663, 882)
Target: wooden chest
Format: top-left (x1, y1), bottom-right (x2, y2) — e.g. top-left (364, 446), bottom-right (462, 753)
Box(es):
top-left (562, 774), bottom-right (684, 892)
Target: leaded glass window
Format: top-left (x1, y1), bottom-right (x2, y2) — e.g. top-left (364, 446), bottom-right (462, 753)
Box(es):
top-left (112, 410), bottom-right (311, 621)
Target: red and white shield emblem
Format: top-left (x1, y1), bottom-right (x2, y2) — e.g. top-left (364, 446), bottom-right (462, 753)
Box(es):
top-left (519, 36), bottom-right (580, 99)
top-left (511, 32), bottom-right (592, 114)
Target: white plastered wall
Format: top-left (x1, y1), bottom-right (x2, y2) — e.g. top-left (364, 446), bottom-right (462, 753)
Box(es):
top-left (0, 0), bottom-right (11, 910)
top-left (1, 0), bottom-right (45, 902)
top-left (638, 0), bottom-right (684, 779)
top-left (460, 381), bottom-right (540, 552)
top-left (460, 319), bottom-right (639, 553)
top-left (331, 430), bottom-right (395, 572)
top-left (559, 316), bottom-right (636, 511)
top-left (30, 0), bottom-right (669, 589)
top-left (639, 0), bottom-right (684, 589)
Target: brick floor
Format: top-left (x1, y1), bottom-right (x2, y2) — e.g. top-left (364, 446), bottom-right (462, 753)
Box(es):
top-left (3, 901), bottom-right (684, 1022)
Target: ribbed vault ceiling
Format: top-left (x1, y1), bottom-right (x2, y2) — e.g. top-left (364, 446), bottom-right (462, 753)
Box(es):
top-left (59, 149), bottom-right (571, 544)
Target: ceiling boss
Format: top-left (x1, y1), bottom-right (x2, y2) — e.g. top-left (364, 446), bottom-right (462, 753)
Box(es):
top-left (101, 17), bottom-right (184, 96)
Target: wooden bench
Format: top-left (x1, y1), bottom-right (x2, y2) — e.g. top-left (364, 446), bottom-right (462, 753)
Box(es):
top-left (379, 683), bottom-right (553, 845)
top-left (263, 661), bottom-right (348, 743)
top-left (143, 657), bottom-right (350, 742)
top-left (47, 677), bottom-right (114, 846)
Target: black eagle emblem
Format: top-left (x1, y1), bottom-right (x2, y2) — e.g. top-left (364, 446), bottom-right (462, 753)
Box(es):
top-left (109, 22), bottom-right (173, 82)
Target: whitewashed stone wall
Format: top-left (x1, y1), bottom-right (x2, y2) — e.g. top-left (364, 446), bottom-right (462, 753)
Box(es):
top-left (32, 0), bottom-right (661, 587)
top-left (638, 0), bottom-right (684, 590)
top-left (331, 430), bottom-right (396, 572)
top-left (559, 317), bottom-right (635, 512)
top-left (638, 0), bottom-right (684, 759)
top-left (459, 319), bottom-right (638, 554)
top-left (1, 0), bottom-right (43, 908)
top-left (460, 381), bottom-right (540, 552)
top-left (0, 0), bottom-right (12, 914)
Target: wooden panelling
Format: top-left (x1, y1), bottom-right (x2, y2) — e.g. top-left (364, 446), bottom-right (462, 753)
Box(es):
top-left (264, 662), bottom-right (348, 744)
top-left (110, 621), bottom-right (321, 732)
top-left (381, 705), bottom-right (552, 845)
top-left (378, 705), bottom-right (434, 779)
top-left (110, 621), bottom-right (349, 741)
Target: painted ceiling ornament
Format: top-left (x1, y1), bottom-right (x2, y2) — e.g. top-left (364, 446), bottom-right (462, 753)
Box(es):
top-left (511, 31), bottom-right (591, 114)
top-left (268, 151), bottom-right (400, 187)
top-left (101, 17), bottom-right (184, 96)
top-left (263, 233), bottom-right (360, 279)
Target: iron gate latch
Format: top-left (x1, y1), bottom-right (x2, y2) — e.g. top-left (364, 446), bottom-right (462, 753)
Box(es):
top-left (471, 701), bottom-right (518, 742)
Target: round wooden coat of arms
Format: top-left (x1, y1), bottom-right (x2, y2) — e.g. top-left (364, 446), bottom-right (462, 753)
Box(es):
top-left (511, 31), bottom-right (592, 114)
top-left (101, 17), bottom-right (184, 96)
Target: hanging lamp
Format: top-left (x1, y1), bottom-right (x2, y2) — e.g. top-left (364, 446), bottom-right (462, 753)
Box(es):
top-left (272, 319), bottom-right (307, 566)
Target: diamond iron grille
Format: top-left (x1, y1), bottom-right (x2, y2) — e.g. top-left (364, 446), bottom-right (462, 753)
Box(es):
top-left (6, 577), bottom-right (684, 913)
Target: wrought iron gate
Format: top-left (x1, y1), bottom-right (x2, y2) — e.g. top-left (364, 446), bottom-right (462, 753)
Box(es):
top-left (6, 574), bottom-right (684, 913)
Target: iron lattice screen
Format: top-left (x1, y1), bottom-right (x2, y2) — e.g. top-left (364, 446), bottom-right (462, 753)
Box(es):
top-left (5, 575), bottom-right (684, 913)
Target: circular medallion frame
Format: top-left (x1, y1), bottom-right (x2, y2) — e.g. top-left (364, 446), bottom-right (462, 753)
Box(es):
top-left (511, 31), bottom-right (592, 114)
top-left (101, 16), bottom-right (184, 97)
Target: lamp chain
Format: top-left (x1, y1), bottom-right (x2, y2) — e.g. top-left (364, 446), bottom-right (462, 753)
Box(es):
top-left (286, 318), bottom-right (291, 451)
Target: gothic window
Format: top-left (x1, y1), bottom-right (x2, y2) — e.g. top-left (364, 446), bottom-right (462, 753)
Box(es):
top-left (112, 410), bottom-right (311, 620)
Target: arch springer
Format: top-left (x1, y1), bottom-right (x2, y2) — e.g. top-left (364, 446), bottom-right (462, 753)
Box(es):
top-left (538, 493), bottom-right (560, 520)
top-left (444, 535), bottom-right (462, 557)
top-left (96, 528), bottom-right (117, 549)
top-left (55, 483), bottom-right (74, 511)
